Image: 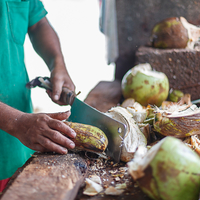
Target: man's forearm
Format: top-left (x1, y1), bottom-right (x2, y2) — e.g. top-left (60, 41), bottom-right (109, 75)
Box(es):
top-left (28, 17), bottom-right (65, 71)
top-left (28, 17), bottom-right (75, 102)
top-left (0, 102), bottom-right (23, 137)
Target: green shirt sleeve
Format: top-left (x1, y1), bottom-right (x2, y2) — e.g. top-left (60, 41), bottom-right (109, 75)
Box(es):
top-left (28, 0), bottom-right (48, 27)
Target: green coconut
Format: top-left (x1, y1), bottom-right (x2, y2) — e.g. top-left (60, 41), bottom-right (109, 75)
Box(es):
top-left (151, 17), bottom-right (188, 48)
top-left (168, 89), bottom-right (184, 102)
top-left (150, 17), bottom-right (200, 49)
top-left (121, 63), bottom-right (169, 107)
top-left (128, 136), bottom-right (200, 200)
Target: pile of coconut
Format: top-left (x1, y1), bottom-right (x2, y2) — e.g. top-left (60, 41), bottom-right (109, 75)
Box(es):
top-left (101, 16), bottom-right (200, 199)
top-left (105, 62), bottom-right (200, 200)
top-left (108, 97), bottom-right (200, 197)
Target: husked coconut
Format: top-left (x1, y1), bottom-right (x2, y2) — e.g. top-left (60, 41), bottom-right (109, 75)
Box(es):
top-left (150, 17), bottom-right (200, 49)
top-left (150, 17), bottom-right (189, 48)
top-left (180, 16), bottom-right (200, 49)
top-left (123, 101), bottom-right (147, 123)
top-left (127, 145), bottom-right (148, 180)
top-left (153, 104), bottom-right (200, 138)
top-left (121, 98), bottom-right (135, 108)
top-left (126, 106), bottom-right (147, 123)
top-left (106, 106), bottom-right (147, 162)
top-left (184, 135), bottom-right (200, 156)
top-left (138, 123), bottom-right (151, 142)
top-left (83, 178), bottom-right (103, 196)
top-left (104, 186), bottom-right (124, 195)
top-left (88, 175), bottom-right (102, 185)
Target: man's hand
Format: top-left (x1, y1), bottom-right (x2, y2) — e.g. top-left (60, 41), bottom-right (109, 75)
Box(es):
top-left (14, 111), bottom-right (76, 154)
top-left (47, 64), bottom-right (75, 105)
top-left (0, 102), bottom-right (76, 154)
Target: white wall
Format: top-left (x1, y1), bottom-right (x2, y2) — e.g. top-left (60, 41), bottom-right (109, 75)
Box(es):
top-left (24, 0), bottom-right (115, 113)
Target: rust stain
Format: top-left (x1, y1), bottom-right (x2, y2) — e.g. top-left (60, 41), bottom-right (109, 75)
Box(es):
top-left (159, 83), bottom-right (166, 94)
top-left (144, 80), bottom-right (149, 84)
top-left (127, 75), bottom-right (133, 85)
top-left (138, 166), bottom-right (159, 198)
top-left (157, 161), bottom-right (167, 182)
top-left (135, 86), bottom-right (143, 91)
top-left (138, 166), bottom-right (153, 191)
top-left (156, 161), bottom-right (180, 182)
top-left (130, 89), bottom-right (134, 94)
top-left (146, 94), bottom-right (160, 106)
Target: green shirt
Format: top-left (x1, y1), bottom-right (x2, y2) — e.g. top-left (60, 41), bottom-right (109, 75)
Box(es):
top-left (0, 0), bottom-right (47, 180)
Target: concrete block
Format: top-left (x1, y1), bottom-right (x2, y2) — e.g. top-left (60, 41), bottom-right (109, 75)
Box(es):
top-left (135, 46), bottom-right (200, 101)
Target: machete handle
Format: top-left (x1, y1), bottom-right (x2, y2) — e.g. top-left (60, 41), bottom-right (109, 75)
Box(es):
top-left (60, 87), bottom-right (76, 106)
top-left (26, 77), bottom-right (77, 106)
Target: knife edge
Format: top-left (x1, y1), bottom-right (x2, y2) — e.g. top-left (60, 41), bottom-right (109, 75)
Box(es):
top-left (68, 97), bottom-right (127, 162)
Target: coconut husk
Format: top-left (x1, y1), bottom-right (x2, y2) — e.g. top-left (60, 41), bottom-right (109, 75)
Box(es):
top-left (106, 106), bottom-right (147, 162)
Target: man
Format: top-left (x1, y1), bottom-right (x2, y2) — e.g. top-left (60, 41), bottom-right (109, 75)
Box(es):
top-left (0, 0), bottom-right (76, 191)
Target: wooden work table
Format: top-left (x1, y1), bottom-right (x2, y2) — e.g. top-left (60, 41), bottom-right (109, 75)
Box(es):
top-left (0, 81), bottom-right (151, 200)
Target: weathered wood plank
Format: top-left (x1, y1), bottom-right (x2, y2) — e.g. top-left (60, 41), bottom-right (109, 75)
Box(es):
top-left (1, 153), bottom-right (88, 200)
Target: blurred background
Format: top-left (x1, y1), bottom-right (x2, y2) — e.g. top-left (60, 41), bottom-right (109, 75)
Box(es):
top-left (24, 0), bottom-right (114, 113)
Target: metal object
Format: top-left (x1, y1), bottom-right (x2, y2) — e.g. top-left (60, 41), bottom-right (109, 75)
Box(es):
top-left (68, 97), bottom-right (126, 162)
top-left (26, 77), bottom-right (127, 162)
top-left (191, 99), bottom-right (200, 105)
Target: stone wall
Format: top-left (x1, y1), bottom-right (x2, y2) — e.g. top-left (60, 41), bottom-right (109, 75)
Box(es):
top-left (136, 47), bottom-right (200, 100)
top-left (115, 0), bottom-right (200, 80)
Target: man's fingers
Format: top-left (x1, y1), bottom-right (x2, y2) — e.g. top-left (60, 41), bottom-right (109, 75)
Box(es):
top-left (41, 129), bottom-right (75, 150)
top-left (48, 118), bottom-right (76, 139)
top-left (38, 135), bottom-right (72, 154)
top-left (47, 111), bottom-right (71, 121)
top-left (46, 90), bottom-right (67, 105)
top-left (51, 77), bottom-right (63, 101)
